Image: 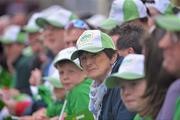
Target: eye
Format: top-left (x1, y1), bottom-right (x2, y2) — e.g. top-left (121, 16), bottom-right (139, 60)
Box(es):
top-left (68, 69), bottom-right (75, 73)
top-left (59, 71), bottom-right (64, 75)
top-left (80, 55), bottom-right (86, 62)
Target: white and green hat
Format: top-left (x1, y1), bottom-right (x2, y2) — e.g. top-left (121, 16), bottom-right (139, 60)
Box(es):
top-left (23, 13), bottom-right (43, 33)
top-left (53, 47), bottom-right (82, 70)
top-left (71, 30), bottom-right (116, 60)
top-left (1, 25), bottom-right (27, 44)
top-left (36, 5), bottom-right (78, 28)
top-left (43, 69), bottom-right (63, 88)
top-left (105, 54), bottom-right (145, 88)
top-left (155, 13), bottom-right (180, 31)
top-left (99, 0), bottom-right (148, 31)
top-left (154, 0), bottom-right (174, 14)
top-left (86, 14), bottom-right (107, 28)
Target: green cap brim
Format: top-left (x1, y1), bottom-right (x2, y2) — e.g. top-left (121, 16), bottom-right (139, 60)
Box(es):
top-left (105, 72), bottom-right (144, 88)
top-left (71, 47), bottom-right (105, 60)
top-left (0, 38), bottom-right (13, 44)
top-left (155, 15), bottom-right (180, 31)
top-left (98, 18), bottom-right (118, 31)
top-left (53, 59), bottom-right (82, 70)
top-left (36, 17), bottom-right (64, 28)
top-left (23, 26), bottom-right (40, 33)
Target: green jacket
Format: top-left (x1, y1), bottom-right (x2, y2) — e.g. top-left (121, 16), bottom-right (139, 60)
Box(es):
top-left (65, 78), bottom-right (93, 118)
top-left (0, 66), bottom-right (13, 88)
top-left (173, 97), bottom-right (180, 120)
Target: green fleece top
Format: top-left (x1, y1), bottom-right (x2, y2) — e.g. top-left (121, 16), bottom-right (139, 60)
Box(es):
top-left (65, 78), bottom-right (93, 118)
top-left (173, 97), bottom-right (180, 120)
top-left (0, 66), bottom-right (13, 88)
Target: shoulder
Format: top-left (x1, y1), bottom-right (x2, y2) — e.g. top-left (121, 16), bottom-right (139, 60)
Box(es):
top-left (167, 79), bottom-right (180, 95)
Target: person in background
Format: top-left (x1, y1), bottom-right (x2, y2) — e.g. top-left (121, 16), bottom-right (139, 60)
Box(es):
top-left (35, 5), bottom-right (77, 77)
top-left (138, 27), bottom-right (175, 119)
top-left (1, 25), bottom-right (32, 95)
top-left (116, 24), bottom-right (144, 57)
top-left (64, 19), bottom-right (89, 48)
top-left (27, 70), bottom-right (66, 120)
top-left (98, 0), bottom-right (149, 34)
top-left (155, 13), bottom-right (180, 120)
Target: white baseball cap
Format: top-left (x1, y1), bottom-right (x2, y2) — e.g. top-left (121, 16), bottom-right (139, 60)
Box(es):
top-left (36, 5), bottom-right (78, 28)
top-left (53, 47), bottom-right (82, 70)
top-left (71, 30), bottom-right (116, 60)
top-left (1, 25), bottom-right (27, 44)
top-left (23, 12), bottom-right (43, 33)
top-left (106, 54), bottom-right (145, 88)
top-left (99, 0), bottom-right (148, 31)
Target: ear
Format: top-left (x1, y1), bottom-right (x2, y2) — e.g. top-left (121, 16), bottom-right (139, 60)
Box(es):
top-left (110, 52), bottom-right (118, 65)
top-left (127, 47), bottom-right (135, 54)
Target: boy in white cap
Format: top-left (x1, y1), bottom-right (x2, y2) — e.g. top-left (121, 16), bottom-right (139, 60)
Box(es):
top-left (106, 54), bottom-right (151, 120)
top-left (53, 47), bottom-right (93, 119)
top-left (71, 30), bottom-right (135, 119)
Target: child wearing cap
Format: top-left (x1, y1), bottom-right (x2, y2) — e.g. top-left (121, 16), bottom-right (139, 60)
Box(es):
top-left (71, 30), bottom-right (135, 119)
top-left (30, 69), bottom-right (66, 120)
top-left (53, 47), bottom-right (93, 119)
top-left (106, 54), bottom-right (152, 120)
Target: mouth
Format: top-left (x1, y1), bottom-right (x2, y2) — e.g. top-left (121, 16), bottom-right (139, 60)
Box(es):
top-left (124, 99), bottom-right (135, 104)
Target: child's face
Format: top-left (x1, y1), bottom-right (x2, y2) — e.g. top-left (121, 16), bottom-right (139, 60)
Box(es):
top-left (57, 61), bottom-right (84, 91)
top-left (120, 79), bottom-right (147, 113)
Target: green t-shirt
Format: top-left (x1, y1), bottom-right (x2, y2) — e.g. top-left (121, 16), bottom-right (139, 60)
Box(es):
top-left (46, 100), bottom-right (63, 118)
top-left (0, 66), bottom-right (13, 88)
top-left (65, 78), bottom-right (92, 116)
top-left (173, 97), bottom-right (180, 120)
top-left (134, 114), bottom-right (152, 120)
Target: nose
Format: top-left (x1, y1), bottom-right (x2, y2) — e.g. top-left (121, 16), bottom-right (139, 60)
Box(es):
top-left (85, 56), bottom-right (94, 67)
top-left (61, 72), bottom-right (69, 83)
top-left (121, 87), bottom-right (131, 97)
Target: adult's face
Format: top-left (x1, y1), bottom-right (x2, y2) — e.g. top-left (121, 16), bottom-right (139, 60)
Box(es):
top-left (64, 28), bottom-right (84, 48)
top-left (120, 80), bottom-right (147, 113)
top-left (43, 25), bottom-right (65, 55)
top-left (159, 32), bottom-right (180, 77)
top-left (79, 51), bottom-right (114, 83)
top-left (28, 32), bottom-right (43, 53)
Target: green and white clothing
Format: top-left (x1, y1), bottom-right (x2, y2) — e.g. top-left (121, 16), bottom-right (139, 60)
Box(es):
top-left (65, 78), bottom-right (92, 116)
top-left (173, 97), bottom-right (180, 120)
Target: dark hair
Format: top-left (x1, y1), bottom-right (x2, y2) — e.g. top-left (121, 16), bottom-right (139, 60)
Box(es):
top-left (103, 48), bottom-right (116, 59)
top-left (142, 28), bottom-right (176, 119)
top-left (116, 24), bottom-right (144, 54)
top-left (109, 26), bottom-right (121, 36)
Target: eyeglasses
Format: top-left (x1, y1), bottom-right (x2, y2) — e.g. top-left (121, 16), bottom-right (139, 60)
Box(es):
top-left (65, 19), bottom-right (89, 30)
